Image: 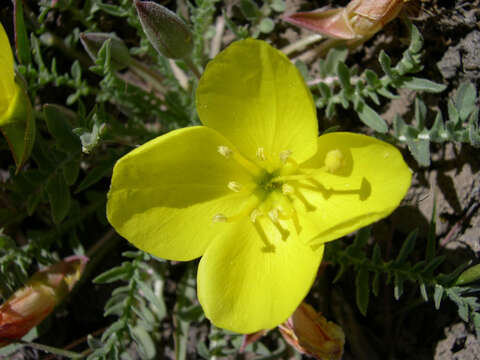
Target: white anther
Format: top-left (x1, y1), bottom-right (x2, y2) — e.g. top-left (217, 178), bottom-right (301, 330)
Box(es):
top-left (256, 147), bottom-right (266, 161)
top-left (212, 213), bottom-right (228, 223)
top-left (250, 209), bottom-right (261, 223)
top-left (279, 150), bottom-right (293, 164)
top-left (268, 208), bottom-right (280, 223)
top-left (218, 146), bottom-right (233, 158)
top-left (282, 184), bottom-right (294, 194)
top-left (227, 181), bottom-right (242, 192)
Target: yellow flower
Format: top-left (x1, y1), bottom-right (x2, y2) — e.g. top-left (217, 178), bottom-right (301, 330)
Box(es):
top-left (107, 39), bottom-right (411, 333)
top-left (0, 23), bottom-right (24, 126)
top-left (0, 22), bottom-right (35, 172)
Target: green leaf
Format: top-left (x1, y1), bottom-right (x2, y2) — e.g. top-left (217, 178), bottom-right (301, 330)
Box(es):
top-left (379, 51), bottom-right (394, 80)
top-left (402, 77), bottom-right (446, 93)
top-left (46, 172), bottom-right (71, 224)
top-left (93, 263), bottom-right (131, 284)
top-left (13, 0), bottom-right (31, 65)
top-left (394, 274), bottom-right (404, 300)
top-left (420, 282), bottom-right (428, 301)
top-left (407, 20), bottom-right (423, 54)
top-left (365, 69), bottom-right (380, 88)
top-left (473, 313), bottom-right (480, 338)
top-left (355, 100), bottom-right (388, 133)
top-left (295, 60), bottom-right (309, 81)
top-left (407, 139), bottom-right (430, 166)
top-left (356, 268), bottom-right (370, 316)
top-left (336, 62), bottom-right (352, 92)
top-left (433, 284), bottom-right (443, 309)
top-left (43, 104), bottom-right (81, 153)
top-left (325, 47), bottom-right (348, 75)
top-left (130, 325), bottom-right (156, 360)
top-left (455, 82), bottom-right (477, 121)
top-left (270, 0), bottom-right (286, 12)
top-left (137, 280), bottom-right (167, 320)
top-left (259, 18), bottom-right (275, 33)
top-left (455, 264), bottom-right (480, 286)
top-left (63, 157), bottom-right (80, 186)
top-left (75, 158), bottom-right (115, 193)
top-left (422, 255), bottom-right (446, 275)
top-left (239, 0), bottom-right (262, 21)
top-left (395, 229), bottom-right (417, 265)
top-left (414, 97), bottom-right (427, 129)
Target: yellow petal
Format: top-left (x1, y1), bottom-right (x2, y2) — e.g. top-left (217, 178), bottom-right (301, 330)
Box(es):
top-left (0, 23), bottom-right (16, 116)
top-left (107, 126), bottom-right (255, 261)
top-left (297, 132), bottom-right (411, 247)
top-left (197, 216), bottom-right (324, 333)
top-left (196, 39), bottom-right (318, 171)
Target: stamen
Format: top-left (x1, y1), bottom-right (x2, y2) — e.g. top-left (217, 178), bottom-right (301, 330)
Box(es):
top-left (268, 207), bottom-right (290, 241)
top-left (293, 188), bottom-right (317, 212)
top-left (227, 181), bottom-right (242, 192)
top-left (279, 150), bottom-right (293, 164)
top-left (218, 146), bottom-right (233, 158)
top-left (253, 220), bottom-right (275, 252)
top-left (282, 183), bottom-right (295, 194)
top-left (212, 213), bottom-right (227, 223)
top-left (217, 145), bottom-right (263, 177)
top-left (268, 208), bottom-right (279, 222)
top-left (250, 208), bottom-right (262, 223)
top-left (324, 149), bottom-right (344, 173)
top-left (256, 147), bottom-right (266, 161)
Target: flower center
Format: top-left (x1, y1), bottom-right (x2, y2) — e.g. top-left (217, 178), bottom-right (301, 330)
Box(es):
top-left (212, 146), bottom-right (370, 250)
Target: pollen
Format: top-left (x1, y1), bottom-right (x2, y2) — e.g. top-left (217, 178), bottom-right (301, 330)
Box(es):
top-left (212, 213), bottom-right (228, 223)
top-left (282, 184), bottom-right (294, 194)
top-left (218, 145), bottom-right (233, 158)
top-left (227, 181), bottom-right (242, 192)
top-left (250, 208), bottom-right (261, 223)
top-left (279, 150), bottom-right (293, 164)
top-left (324, 149), bottom-right (344, 173)
top-left (256, 147), bottom-right (266, 161)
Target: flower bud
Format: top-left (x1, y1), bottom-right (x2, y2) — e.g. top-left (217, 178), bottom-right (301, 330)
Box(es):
top-left (283, 0), bottom-right (405, 45)
top-left (135, 0), bottom-right (193, 59)
top-left (0, 256), bottom-right (88, 347)
top-left (279, 303), bottom-right (345, 360)
top-left (80, 32), bottom-right (132, 70)
top-left (0, 22), bottom-right (35, 173)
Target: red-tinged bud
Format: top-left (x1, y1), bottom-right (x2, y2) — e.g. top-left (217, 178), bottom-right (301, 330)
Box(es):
top-left (283, 0), bottom-right (406, 44)
top-left (135, 1), bottom-right (193, 59)
top-left (0, 256), bottom-right (88, 347)
top-left (279, 303), bottom-right (345, 360)
top-left (80, 32), bottom-right (132, 71)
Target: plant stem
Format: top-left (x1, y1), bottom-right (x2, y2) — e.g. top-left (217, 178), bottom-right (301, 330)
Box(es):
top-left (184, 57), bottom-right (202, 79)
top-left (281, 34), bottom-right (324, 56)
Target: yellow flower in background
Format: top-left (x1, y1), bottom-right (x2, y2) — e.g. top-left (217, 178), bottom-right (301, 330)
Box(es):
top-left (0, 22), bottom-right (35, 172)
top-left (0, 22), bottom-right (22, 126)
top-left (107, 39), bottom-right (411, 333)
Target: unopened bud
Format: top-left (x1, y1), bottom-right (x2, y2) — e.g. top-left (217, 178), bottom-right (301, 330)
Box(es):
top-left (279, 302), bottom-right (345, 360)
top-left (80, 32), bottom-right (132, 70)
top-left (283, 0), bottom-right (405, 45)
top-left (135, 1), bottom-right (193, 59)
top-left (0, 256), bottom-right (88, 347)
